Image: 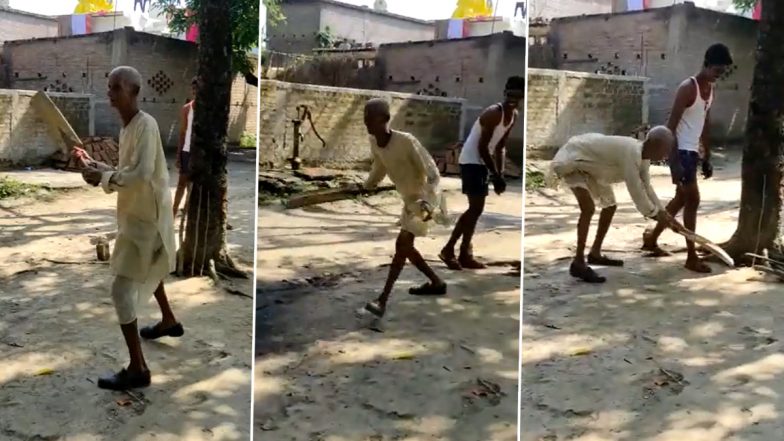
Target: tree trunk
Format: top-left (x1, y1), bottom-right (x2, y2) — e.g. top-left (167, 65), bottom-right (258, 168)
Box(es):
top-left (722, 0), bottom-right (784, 263)
top-left (180, 0), bottom-right (244, 278)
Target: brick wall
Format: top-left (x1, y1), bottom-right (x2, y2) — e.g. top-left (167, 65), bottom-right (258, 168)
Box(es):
top-left (0, 90), bottom-right (92, 166)
top-left (547, 4), bottom-right (757, 142)
top-left (529, 0), bottom-right (612, 19)
top-left (259, 79), bottom-right (464, 168)
top-left (268, 0), bottom-right (435, 54)
top-left (377, 32), bottom-right (527, 162)
top-left (2, 28), bottom-right (257, 149)
top-left (526, 68), bottom-right (648, 159)
top-left (0, 8), bottom-right (57, 45)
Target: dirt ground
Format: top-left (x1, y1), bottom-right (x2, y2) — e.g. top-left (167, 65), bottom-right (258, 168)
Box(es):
top-left (255, 177), bottom-right (522, 441)
top-left (0, 156), bottom-right (255, 441)
top-left (521, 151), bottom-right (784, 440)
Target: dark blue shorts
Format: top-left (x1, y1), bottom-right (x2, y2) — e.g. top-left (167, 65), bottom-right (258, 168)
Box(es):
top-left (671, 150), bottom-right (699, 185)
top-left (460, 164), bottom-right (489, 197)
top-left (179, 151), bottom-right (191, 177)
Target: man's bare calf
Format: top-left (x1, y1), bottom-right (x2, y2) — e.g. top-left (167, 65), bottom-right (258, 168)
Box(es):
top-left (570, 188), bottom-right (623, 283)
top-left (365, 230), bottom-right (447, 317)
top-left (440, 194), bottom-right (486, 270)
top-left (642, 182), bottom-right (711, 273)
top-left (140, 282), bottom-right (184, 340)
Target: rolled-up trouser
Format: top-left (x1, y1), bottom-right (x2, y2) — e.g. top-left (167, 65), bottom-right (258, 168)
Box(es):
top-left (110, 233), bottom-right (168, 325)
top-left (552, 162), bottom-right (617, 209)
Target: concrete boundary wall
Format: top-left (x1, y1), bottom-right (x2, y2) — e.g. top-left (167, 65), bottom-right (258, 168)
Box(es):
top-left (526, 68), bottom-right (648, 159)
top-left (260, 80), bottom-right (465, 168)
top-left (0, 89), bottom-right (93, 166)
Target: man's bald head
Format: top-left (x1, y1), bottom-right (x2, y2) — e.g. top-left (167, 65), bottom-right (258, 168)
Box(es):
top-left (642, 125), bottom-right (675, 161)
top-left (365, 98), bottom-right (390, 117)
top-left (364, 98), bottom-right (391, 136)
top-left (109, 66), bottom-right (142, 96)
top-left (108, 66), bottom-right (142, 113)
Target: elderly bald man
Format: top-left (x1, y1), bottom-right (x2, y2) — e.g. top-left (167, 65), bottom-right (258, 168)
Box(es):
top-left (550, 126), bottom-right (683, 283)
top-left (79, 66), bottom-right (181, 390)
top-left (361, 98), bottom-right (449, 318)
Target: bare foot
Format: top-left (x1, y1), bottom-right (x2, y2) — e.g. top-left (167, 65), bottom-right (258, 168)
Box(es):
top-left (685, 257), bottom-right (712, 273)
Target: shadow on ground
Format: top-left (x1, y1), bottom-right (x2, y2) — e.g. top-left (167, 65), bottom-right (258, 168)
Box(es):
top-left (255, 182), bottom-right (523, 441)
top-left (521, 160), bottom-right (784, 441)
top-left (0, 159), bottom-right (254, 441)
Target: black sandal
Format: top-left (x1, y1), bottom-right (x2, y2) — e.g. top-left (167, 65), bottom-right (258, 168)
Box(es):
top-left (97, 368), bottom-right (151, 390)
top-left (587, 254), bottom-right (624, 267)
top-left (140, 322), bottom-right (184, 340)
top-left (408, 282), bottom-right (447, 296)
top-left (569, 263), bottom-right (606, 284)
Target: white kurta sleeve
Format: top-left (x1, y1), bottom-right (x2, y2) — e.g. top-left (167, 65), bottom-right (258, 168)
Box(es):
top-left (363, 147), bottom-right (387, 190)
top-left (623, 151), bottom-right (659, 218)
top-left (101, 118), bottom-right (157, 194)
top-left (407, 136), bottom-right (440, 203)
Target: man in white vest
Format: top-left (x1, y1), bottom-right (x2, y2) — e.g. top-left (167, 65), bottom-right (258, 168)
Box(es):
top-left (173, 76), bottom-right (198, 217)
top-left (439, 76), bottom-right (525, 270)
top-left (641, 43), bottom-right (733, 273)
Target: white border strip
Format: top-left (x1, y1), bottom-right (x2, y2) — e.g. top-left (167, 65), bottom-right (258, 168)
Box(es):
top-left (249, 4), bottom-right (262, 437)
top-left (517, 21), bottom-right (531, 441)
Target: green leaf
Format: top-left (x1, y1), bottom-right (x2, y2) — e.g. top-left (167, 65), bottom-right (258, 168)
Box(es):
top-left (152, 0), bottom-right (264, 76)
top-left (732, 0), bottom-right (757, 12)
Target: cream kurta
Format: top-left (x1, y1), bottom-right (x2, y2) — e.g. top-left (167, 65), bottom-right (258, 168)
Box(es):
top-left (550, 133), bottom-right (662, 218)
top-left (99, 111), bottom-right (176, 287)
top-left (364, 130), bottom-right (448, 236)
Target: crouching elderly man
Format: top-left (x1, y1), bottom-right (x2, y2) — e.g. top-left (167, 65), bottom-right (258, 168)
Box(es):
top-left (79, 66), bottom-right (183, 390)
top-left (550, 126), bottom-right (684, 283)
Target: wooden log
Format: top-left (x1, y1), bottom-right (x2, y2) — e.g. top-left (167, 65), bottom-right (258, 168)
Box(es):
top-left (285, 184), bottom-right (395, 209)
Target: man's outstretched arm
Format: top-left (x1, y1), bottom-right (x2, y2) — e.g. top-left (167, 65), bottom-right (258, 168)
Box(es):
top-left (363, 148), bottom-right (387, 190)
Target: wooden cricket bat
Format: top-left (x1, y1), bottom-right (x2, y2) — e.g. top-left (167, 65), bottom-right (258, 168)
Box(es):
top-left (31, 91), bottom-right (82, 155)
top-left (670, 223), bottom-right (734, 267)
top-left (285, 184), bottom-right (395, 209)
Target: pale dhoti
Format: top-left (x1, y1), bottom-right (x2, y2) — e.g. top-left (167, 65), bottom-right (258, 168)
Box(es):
top-left (399, 193), bottom-right (449, 237)
top-left (100, 110), bottom-right (177, 325)
top-left (550, 137), bottom-right (618, 209)
top-left (548, 133), bottom-right (663, 219)
top-left (364, 130), bottom-right (450, 237)
top-left (110, 232), bottom-right (170, 325)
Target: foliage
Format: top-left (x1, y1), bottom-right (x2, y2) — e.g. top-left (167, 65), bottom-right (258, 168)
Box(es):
top-left (732, 0), bottom-right (757, 12)
top-left (152, 0), bottom-right (259, 75)
top-left (0, 178), bottom-right (41, 200)
top-left (239, 133), bottom-right (257, 149)
top-left (316, 26), bottom-right (335, 49)
top-left (525, 168), bottom-right (545, 191)
top-left (264, 0), bottom-right (285, 26)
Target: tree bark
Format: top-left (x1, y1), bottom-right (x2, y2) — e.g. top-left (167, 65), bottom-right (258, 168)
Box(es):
top-left (722, 0), bottom-right (784, 263)
top-left (180, 0), bottom-right (245, 278)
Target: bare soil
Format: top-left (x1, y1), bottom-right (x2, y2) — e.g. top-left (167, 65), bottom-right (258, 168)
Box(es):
top-left (0, 159), bottom-right (255, 441)
top-left (521, 154), bottom-right (784, 440)
top-left (255, 177), bottom-right (522, 441)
